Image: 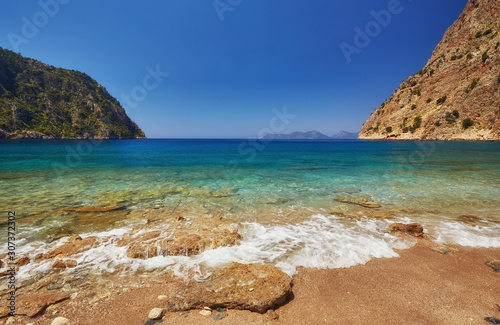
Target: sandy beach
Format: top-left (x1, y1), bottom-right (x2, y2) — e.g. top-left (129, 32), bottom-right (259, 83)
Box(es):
top-left (4, 241), bottom-right (499, 325)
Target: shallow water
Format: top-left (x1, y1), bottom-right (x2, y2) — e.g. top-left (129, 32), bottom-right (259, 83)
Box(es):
top-left (1, 139), bottom-right (499, 278)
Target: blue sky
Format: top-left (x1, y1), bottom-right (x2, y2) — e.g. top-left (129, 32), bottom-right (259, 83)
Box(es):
top-left (0, 0), bottom-right (468, 138)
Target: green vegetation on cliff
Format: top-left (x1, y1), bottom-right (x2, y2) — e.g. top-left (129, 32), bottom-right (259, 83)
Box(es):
top-left (0, 47), bottom-right (145, 139)
top-left (359, 0), bottom-right (500, 141)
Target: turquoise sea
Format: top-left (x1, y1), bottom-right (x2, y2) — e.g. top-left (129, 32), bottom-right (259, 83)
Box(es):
top-left (1, 139), bottom-right (500, 278)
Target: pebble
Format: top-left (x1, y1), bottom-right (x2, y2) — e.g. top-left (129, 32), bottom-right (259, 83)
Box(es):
top-left (266, 310), bottom-right (279, 320)
top-left (213, 312), bottom-right (227, 321)
top-left (157, 295), bottom-right (168, 300)
top-left (51, 317), bottom-right (70, 325)
top-left (199, 310), bottom-right (212, 316)
top-left (485, 260), bottom-right (500, 272)
top-left (485, 317), bottom-right (500, 325)
top-left (148, 308), bottom-right (166, 320)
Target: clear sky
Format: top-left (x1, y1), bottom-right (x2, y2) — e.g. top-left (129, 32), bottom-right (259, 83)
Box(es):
top-left (0, 0), bottom-right (468, 138)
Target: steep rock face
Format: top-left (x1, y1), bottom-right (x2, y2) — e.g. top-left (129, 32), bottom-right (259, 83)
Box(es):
top-left (359, 0), bottom-right (500, 141)
top-left (0, 47), bottom-right (145, 139)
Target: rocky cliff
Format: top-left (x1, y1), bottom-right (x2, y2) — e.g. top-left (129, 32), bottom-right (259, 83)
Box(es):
top-left (0, 47), bottom-right (145, 139)
top-left (359, 0), bottom-right (500, 141)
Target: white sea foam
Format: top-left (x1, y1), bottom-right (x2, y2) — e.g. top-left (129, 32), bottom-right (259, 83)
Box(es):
top-left (9, 215), bottom-right (500, 281)
top-left (433, 221), bottom-right (500, 248)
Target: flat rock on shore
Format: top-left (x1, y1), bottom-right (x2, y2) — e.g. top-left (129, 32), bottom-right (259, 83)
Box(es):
top-left (166, 263), bottom-right (292, 313)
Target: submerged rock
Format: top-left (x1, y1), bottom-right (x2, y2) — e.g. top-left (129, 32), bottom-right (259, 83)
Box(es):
top-left (213, 186), bottom-right (239, 198)
top-left (265, 197), bottom-right (290, 205)
top-left (334, 194), bottom-right (381, 208)
top-left (17, 256), bottom-right (30, 267)
top-left (118, 220), bottom-right (241, 259)
top-left (389, 223), bottom-right (425, 238)
top-left (457, 215), bottom-right (500, 226)
top-left (332, 188), bottom-right (361, 194)
top-left (40, 235), bottom-right (100, 261)
top-left (52, 259), bottom-right (78, 269)
top-left (166, 263), bottom-right (292, 313)
top-left (59, 205), bottom-right (122, 213)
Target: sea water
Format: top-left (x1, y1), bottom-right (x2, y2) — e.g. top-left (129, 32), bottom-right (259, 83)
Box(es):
top-left (1, 139), bottom-right (499, 279)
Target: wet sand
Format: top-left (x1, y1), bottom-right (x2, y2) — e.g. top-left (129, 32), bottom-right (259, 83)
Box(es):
top-left (7, 243), bottom-right (499, 325)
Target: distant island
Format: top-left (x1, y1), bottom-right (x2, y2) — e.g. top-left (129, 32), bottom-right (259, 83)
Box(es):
top-left (359, 0), bottom-right (500, 141)
top-left (0, 47), bottom-right (145, 139)
top-left (330, 130), bottom-right (359, 139)
top-left (259, 130), bottom-right (359, 140)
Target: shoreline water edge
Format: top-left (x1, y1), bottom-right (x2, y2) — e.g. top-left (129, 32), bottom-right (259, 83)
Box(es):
top-left (1, 139), bottom-right (499, 324)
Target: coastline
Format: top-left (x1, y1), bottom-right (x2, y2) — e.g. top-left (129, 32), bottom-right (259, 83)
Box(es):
top-left (1, 139), bottom-right (500, 324)
top-left (3, 243), bottom-right (499, 325)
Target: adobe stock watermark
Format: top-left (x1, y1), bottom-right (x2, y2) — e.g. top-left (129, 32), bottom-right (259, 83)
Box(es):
top-left (121, 65), bottom-right (169, 111)
top-left (213, 0), bottom-right (243, 21)
top-left (340, 0), bottom-right (410, 64)
top-left (7, 0), bottom-right (71, 52)
top-left (51, 139), bottom-right (103, 178)
top-left (224, 106), bottom-right (296, 177)
top-left (398, 142), bottom-right (436, 173)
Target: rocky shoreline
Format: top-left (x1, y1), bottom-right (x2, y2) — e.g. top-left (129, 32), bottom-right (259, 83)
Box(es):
top-left (0, 130), bottom-right (147, 140)
top-left (1, 204), bottom-right (499, 324)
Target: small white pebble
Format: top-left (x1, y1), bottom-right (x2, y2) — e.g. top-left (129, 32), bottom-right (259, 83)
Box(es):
top-left (199, 310), bottom-right (212, 316)
top-left (157, 295), bottom-right (168, 300)
top-left (51, 317), bottom-right (70, 325)
top-left (148, 308), bottom-right (166, 320)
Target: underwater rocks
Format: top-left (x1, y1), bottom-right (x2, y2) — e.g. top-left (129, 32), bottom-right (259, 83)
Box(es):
top-left (265, 197), bottom-right (290, 205)
top-left (389, 223), bottom-right (425, 238)
top-left (456, 215), bottom-right (500, 226)
top-left (118, 217), bottom-right (241, 259)
top-left (334, 193), bottom-right (382, 208)
top-left (38, 235), bottom-right (101, 261)
top-left (167, 186), bottom-right (239, 199)
top-left (59, 205), bottom-right (123, 213)
top-left (52, 259), bottom-right (78, 269)
top-left (166, 263), bottom-right (292, 313)
top-left (332, 188), bottom-right (361, 194)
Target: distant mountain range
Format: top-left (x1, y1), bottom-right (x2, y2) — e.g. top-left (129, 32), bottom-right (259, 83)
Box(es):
top-left (259, 130), bottom-right (359, 140)
top-left (330, 131), bottom-right (359, 139)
